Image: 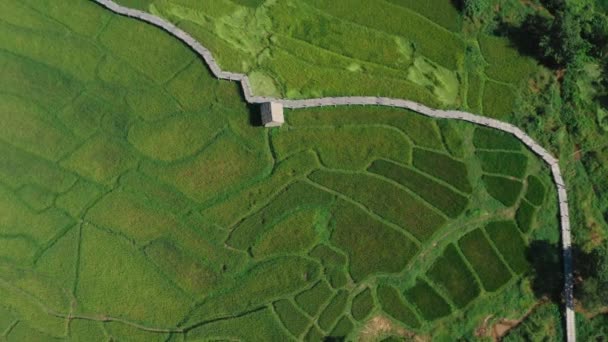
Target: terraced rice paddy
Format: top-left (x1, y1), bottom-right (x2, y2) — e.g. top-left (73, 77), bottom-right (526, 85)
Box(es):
top-left (0, 0), bottom-right (560, 340)
top-left (115, 0), bottom-right (547, 122)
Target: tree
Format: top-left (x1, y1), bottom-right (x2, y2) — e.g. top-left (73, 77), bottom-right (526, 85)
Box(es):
top-left (462, 0), bottom-right (491, 20)
top-left (602, 58), bottom-right (608, 90)
top-left (575, 246), bottom-right (608, 310)
top-left (582, 12), bottom-right (608, 58)
top-left (539, 8), bottom-right (590, 67)
top-left (541, 0), bottom-right (567, 14)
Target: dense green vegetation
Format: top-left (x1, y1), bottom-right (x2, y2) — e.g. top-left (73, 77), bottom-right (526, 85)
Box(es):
top-left (404, 279), bottom-right (452, 321)
top-left (0, 0), bottom-right (577, 340)
top-left (459, 229), bottom-right (512, 291)
top-left (377, 284), bottom-right (421, 328)
top-left (427, 244), bottom-right (481, 308)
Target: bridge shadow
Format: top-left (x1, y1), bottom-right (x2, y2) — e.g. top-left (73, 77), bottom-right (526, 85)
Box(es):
top-left (526, 240), bottom-right (606, 310)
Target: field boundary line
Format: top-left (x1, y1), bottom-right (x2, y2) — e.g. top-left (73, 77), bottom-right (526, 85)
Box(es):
top-left (90, 1), bottom-right (576, 340)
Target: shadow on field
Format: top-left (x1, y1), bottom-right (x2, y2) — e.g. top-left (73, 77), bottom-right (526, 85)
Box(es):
top-left (450, 0), bottom-right (464, 11)
top-left (526, 240), bottom-right (606, 305)
top-left (598, 95), bottom-right (608, 110)
top-left (526, 240), bottom-right (564, 302)
top-left (494, 15), bottom-right (556, 67)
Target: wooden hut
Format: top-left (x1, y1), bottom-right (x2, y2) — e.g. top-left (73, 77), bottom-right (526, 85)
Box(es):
top-left (261, 102), bottom-right (284, 127)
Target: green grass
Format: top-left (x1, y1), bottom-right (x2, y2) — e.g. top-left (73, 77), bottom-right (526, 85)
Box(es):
top-left (0, 266), bottom-right (69, 337)
top-left (118, 171), bottom-right (192, 213)
top-left (226, 182), bottom-right (333, 250)
top-left (77, 225), bottom-right (192, 326)
top-left (0, 141), bottom-right (76, 194)
top-left (304, 325), bottom-right (325, 342)
top-left (127, 113), bottom-right (225, 162)
top-left (273, 299), bottom-right (310, 337)
top-left (60, 135), bottom-right (137, 185)
top-left (0, 18), bottom-right (102, 83)
top-left (0, 0), bottom-right (70, 33)
top-left (330, 201), bottom-right (419, 282)
top-left (458, 229), bottom-right (512, 292)
top-left (58, 92), bottom-right (115, 139)
top-left (125, 86), bottom-right (182, 121)
top-left (385, 0), bottom-right (462, 32)
top-left (33, 227), bottom-right (79, 293)
top-left (166, 59), bottom-right (245, 112)
top-left (295, 280), bottom-right (334, 317)
top-left (310, 170), bottom-right (446, 241)
top-left (125, 0), bottom-right (463, 106)
top-left (304, 0), bottom-right (465, 70)
top-left (232, 0), bottom-right (265, 8)
top-left (479, 34), bottom-right (539, 85)
top-left (516, 199), bottom-right (537, 233)
top-left (144, 239), bottom-right (219, 297)
top-left (186, 256), bottom-right (321, 322)
top-left (86, 189), bottom-right (184, 242)
top-left (318, 290), bottom-right (349, 332)
top-left (309, 244), bottom-right (349, 289)
top-left (5, 321), bottom-right (59, 342)
top-left (377, 284), bottom-right (420, 328)
top-left (437, 120), bottom-right (465, 158)
top-left (404, 279), bottom-right (452, 321)
top-left (368, 159), bottom-right (469, 218)
top-left (286, 106), bottom-right (445, 150)
top-left (272, 126), bottom-right (411, 170)
top-left (351, 287), bottom-right (374, 321)
top-left (271, 13), bottom-right (413, 71)
top-left (525, 175), bottom-right (546, 206)
top-left (0, 0), bottom-right (561, 339)
top-left (104, 322), bottom-right (168, 342)
top-left (201, 151), bottom-right (319, 228)
top-left (329, 316), bottom-right (355, 338)
top-left (483, 80), bottom-right (517, 119)
top-left (0, 185), bottom-right (73, 246)
top-left (467, 72), bottom-right (484, 113)
top-left (473, 127), bottom-right (522, 151)
top-left (68, 319), bottom-right (106, 341)
top-left (252, 208), bottom-right (320, 258)
top-left (476, 151), bottom-right (528, 178)
top-left (412, 148), bottom-right (473, 193)
top-left (98, 15), bottom-right (193, 83)
top-left (268, 48), bottom-right (441, 103)
top-left (186, 308), bottom-right (291, 341)
top-left (141, 134), bottom-right (269, 204)
top-left (482, 175), bottom-right (524, 207)
top-left (0, 236), bottom-right (38, 265)
top-left (485, 221), bottom-right (530, 274)
top-left (16, 184), bottom-right (55, 212)
top-left (0, 94), bottom-right (78, 162)
top-left (427, 244), bottom-right (480, 308)
top-left (0, 50), bottom-right (80, 112)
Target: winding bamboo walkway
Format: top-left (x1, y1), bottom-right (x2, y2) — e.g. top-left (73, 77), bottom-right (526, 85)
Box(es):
top-left (91, 0), bottom-right (576, 340)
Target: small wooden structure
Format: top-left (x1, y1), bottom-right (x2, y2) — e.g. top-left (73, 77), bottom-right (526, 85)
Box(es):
top-left (260, 102), bottom-right (284, 127)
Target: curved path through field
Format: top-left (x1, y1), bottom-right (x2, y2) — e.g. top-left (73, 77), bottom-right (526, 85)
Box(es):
top-left (91, 1), bottom-right (576, 340)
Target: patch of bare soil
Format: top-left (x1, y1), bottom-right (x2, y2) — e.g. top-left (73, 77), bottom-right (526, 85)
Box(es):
top-left (476, 302), bottom-right (543, 341)
top-left (575, 301), bottom-right (608, 319)
top-left (357, 315), bottom-right (427, 342)
top-left (573, 144), bottom-right (582, 161)
top-left (492, 318), bottom-right (520, 340)
top-left (475, 315), bottom-right (493, 338)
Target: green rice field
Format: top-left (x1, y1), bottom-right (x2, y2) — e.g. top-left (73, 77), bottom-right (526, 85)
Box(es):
top-left (0, 0), bottom-right (562, 340)
top-left (114, 0), bottom-right (549, 122)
